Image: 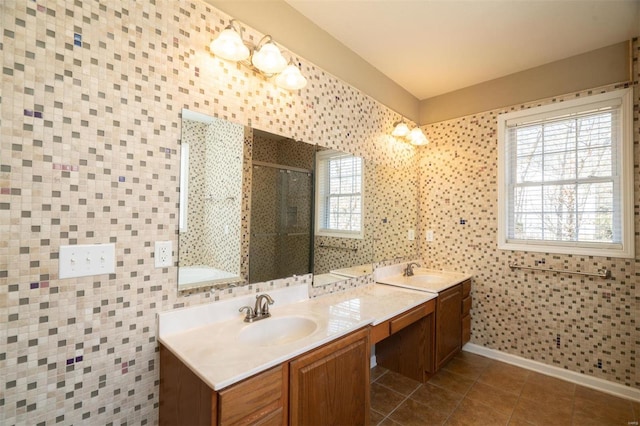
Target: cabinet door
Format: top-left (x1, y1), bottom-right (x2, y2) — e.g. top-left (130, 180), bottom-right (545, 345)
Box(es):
top-left (289, 328), bottom-right (370, 425)
top-left (436, 284), bottom-right (462, 370)
top-left (159, 344), bottom-right (216, 426)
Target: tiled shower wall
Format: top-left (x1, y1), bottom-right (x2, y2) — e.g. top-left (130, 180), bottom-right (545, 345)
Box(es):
top-left (178, 118), bottom-right (243, 274)
top-left (419, 39), bottom-right (639, 389)
top-left (0, 0), bottom-right (418, 424)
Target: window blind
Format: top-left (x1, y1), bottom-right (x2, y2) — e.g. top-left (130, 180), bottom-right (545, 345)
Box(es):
top-left (505, 103), bottom-right (622, 247)
top-left (315, 150), bottom-right (363, 237)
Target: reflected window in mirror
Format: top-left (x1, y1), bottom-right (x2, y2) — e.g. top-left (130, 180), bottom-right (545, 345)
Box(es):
top-left (315, 150), bottom-right (364, 239)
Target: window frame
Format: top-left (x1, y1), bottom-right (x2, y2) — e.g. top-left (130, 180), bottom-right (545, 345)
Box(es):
top-left (497, 88), bottom-right (634, 258)
top-left (314, 150), bottom-right (365, 239)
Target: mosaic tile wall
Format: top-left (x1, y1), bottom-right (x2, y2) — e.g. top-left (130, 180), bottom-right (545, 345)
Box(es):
top-left (0, 0), bottom-right (420, 424)
top-left (418, 38), bottom-right (639, 388)
top-left (372, 162), bottom-right (419, 263)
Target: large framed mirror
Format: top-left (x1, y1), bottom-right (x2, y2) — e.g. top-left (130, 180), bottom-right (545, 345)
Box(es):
top-left (177, 109), bottom-right (418, 292)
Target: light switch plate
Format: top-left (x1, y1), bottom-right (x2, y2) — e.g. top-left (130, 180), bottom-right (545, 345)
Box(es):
top-left (426, 230), bottom-right (434, 242)
top-left (59, 243), bottom-right (116, 279)
top-left (155, 241), bottom-right (173, 268)
top-left (407, 229), bottom-right (415, 241)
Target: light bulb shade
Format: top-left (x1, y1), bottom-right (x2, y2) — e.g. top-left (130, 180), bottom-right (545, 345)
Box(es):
top-left (252, 42), bottom-right (287, 75)
top-left (275, 64), bottom-right (307, 90)
top-left (408, 127), bottom-right (428, 146)
top-left (392, 122), bottom-right (410, 137)
top-left (210, 27), bottom-right (250, 61)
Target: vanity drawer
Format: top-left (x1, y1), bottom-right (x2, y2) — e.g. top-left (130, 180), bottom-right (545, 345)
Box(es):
top-left (371, 299), bottom-right (435, 344)
top-left (462, 279), bottom-right (471, 298)
top-left (218, 364), bottom-right (286, 425)
top-left (462, 296), bottom-right (471, 316)
top-left (462, 314), bottom-right (471, 344)
top-left (390, 301), bottom-right (432, 334)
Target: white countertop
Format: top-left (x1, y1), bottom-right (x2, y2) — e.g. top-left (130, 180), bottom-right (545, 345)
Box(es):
top-left (158, 283), bottom-right (436, 390)
top-left (375, 263), bottom-right (472, 293)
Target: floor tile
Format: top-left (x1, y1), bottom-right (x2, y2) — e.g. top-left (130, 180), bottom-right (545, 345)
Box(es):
top-left (376, 370), bottom-right (421, 396)
top-left (371, 382), bottom-right (407, 416)
top-left (410, 383), bottom-right (464, 414)
top-left (510, 394), bottom-right (573, 426)
top-left (442, 356), bottom-right (488, 381)
top-left (388, 398), bottom-right (451, 426)
top-left (465, 381), bottom-right (519, 416)
top-left (379, 417), bottom-right (403, 426)
top-left (445, 397), bottom-right (510, 426)
top-left (519, 372), bottom-right (575, 406)
top-left (452, 351), bottom-right (494, 369)
top-left (477, 362), bottom-right (529, 395)
top-left (427, 368), bottom-right (476, 395)
top-left (371, 365), bottom-right (389, 383)
top-left (572, 385), bottom-right (635, 425)
top-left (370, 408), bottom-right (386, 426)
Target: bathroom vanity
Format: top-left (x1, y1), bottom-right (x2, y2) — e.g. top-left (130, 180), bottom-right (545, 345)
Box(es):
top-left (158, 269), bottom-right (471, 426)
top-left (160, 327), bottom-right (369, 425)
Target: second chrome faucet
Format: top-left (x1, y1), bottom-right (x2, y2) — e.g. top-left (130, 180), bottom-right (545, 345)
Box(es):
top-left (239, 293), bottom-right (275, 322)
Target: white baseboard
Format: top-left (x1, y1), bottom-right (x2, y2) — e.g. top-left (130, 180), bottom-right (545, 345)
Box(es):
top-left (463, 343), bottom-right (640, 402)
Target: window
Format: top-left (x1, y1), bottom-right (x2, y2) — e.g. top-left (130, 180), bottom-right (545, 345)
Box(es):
top-left (315, 150), bottom-right (364, 239)
top-left (497, 89), bottom-right (634, 258)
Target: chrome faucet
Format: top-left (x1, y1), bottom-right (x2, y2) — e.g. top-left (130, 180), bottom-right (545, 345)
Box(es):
top-left (403, 262), bottom-right (421, 277)
top-left (254, 293), bottom-right (274, 317)
top-left (239, 293), bottom-right (274, 322)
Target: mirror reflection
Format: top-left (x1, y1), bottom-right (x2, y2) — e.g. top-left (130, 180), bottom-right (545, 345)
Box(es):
top-left (249, 130), bottom-right (315, 283)
top-left (178, 110), bottom-right (245, 289)
top-left (177, 109), bottom-right (418, 292)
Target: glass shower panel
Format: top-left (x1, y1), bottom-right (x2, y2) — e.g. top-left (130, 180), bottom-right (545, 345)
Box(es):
top-left (249, 165), bottom-right (312, 283)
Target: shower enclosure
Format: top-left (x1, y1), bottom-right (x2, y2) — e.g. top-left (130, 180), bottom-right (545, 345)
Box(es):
top-left (249, 162), bottom-right (313, 283)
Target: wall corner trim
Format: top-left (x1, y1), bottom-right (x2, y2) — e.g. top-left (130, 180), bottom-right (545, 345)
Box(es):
top-left (463, 343), bottom-right (640, 403)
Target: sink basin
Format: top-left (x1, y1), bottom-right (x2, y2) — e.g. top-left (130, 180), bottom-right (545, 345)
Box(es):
top-left (239, 316), bottom-right (318, 346)
top-left (376, 268), bottom-right (468, 293)
top-left (405, 274), bottom-right (450, 284)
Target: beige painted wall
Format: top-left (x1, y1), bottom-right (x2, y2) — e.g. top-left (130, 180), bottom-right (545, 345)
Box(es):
top-left (419, 41), bottom-right (631, 124)
top-left (206, 0), bottom-right (421, 122)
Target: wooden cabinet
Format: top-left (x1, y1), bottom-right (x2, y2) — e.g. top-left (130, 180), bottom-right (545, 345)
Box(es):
top-left (218, 365), bottom-right (287, 425)
top-left (160, 327), bottom-right (369, 426)
top-left (159, 344), bottom-right (216, 426)
top-left (462, 279), bottom-right (472, 345)
top-left (434, 279), bottom-right (472, 370)
top-left (375, 299), bottom-right (436, 382)
top-left (289, 328), bottom-right (370, 426)
top-left (435, 284), bottom-right (463, 370)
top-left (159, 345), bottom-right (286, 426)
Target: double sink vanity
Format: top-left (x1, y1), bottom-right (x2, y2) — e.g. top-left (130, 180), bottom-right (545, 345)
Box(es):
top-left (158, 263), bottom-right (472, 425)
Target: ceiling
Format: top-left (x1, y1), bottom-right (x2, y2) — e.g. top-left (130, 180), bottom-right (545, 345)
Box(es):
top-left (284, 0), bottom-right (640, 100)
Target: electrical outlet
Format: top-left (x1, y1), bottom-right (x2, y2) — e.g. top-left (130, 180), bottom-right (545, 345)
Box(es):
top-left (407, 229), bottom-right (415, 241)
top-left (426, 230), bottom-right (434, 242)
top-left (155, 241), bottom-right (172, 268)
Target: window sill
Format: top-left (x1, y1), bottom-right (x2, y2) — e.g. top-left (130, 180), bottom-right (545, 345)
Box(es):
top-left (498, 240), bottom-right (634, 259)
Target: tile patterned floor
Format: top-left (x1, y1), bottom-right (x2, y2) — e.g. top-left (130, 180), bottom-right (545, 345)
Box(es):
top-left (370, 351), bottom-right (640, 425)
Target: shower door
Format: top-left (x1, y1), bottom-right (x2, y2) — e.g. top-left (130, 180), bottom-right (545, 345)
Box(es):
top-left (250, 164), bottom-right (312, 283)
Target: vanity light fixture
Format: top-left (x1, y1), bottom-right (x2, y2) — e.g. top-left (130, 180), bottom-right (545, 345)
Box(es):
top-left (210, 19), bottom-right (307, 91)
top-left (251, 36), bottom-right (287, 74)
top-left (407, 127), bottom-right (428, 146)
top-left (392, 120), bottom-right (429, 146)
top-left (391, 121), bottom-right (410, 137)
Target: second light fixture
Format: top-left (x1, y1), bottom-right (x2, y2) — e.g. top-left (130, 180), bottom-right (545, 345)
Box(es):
top-left (392, 121), bottom-right (428, 146)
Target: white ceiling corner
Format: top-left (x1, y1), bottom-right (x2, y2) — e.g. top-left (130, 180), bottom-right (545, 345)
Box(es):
top-left (285, 0), bottom-right (640, 100)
